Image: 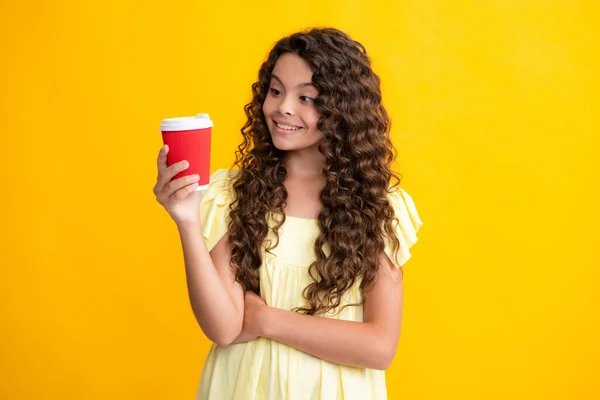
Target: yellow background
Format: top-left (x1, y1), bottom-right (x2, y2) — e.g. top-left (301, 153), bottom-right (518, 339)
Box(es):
top-left (1, 0), bottom-right (599, 399)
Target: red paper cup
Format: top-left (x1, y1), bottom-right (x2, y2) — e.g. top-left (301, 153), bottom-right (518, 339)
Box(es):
top-left (160, 114), bottom-right (213, 191)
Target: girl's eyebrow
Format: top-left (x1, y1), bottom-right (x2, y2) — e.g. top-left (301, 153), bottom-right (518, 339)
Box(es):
top-left (271, 74), bottom-right (315, 89)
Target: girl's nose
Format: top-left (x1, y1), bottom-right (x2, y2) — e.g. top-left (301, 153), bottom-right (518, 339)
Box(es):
top-left (277, 96), bottom-right (295, 116)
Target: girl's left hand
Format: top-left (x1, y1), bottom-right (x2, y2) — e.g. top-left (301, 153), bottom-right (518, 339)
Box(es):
top-left (231, 291), bottom-right (269, 345)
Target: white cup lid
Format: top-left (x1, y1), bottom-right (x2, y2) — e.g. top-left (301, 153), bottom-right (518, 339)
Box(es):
top-left (160, 114), bottom-right (213, 131)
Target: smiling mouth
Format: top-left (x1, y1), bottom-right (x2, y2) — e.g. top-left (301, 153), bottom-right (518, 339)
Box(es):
top-left (274, 120), bottom-right (303, 131)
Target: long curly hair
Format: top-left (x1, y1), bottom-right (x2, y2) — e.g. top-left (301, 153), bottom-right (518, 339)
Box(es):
top-left (227, 27), bottom-right (403, 315)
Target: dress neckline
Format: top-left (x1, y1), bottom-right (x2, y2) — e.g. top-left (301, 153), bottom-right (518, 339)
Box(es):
top-left (284, 214), bottom-right (318, 222)
top-left (268, 212), bottom-right (318, 223)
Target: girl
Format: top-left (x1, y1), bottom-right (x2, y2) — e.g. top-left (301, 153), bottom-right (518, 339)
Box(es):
top-left (153, 27), bottom-right (423, 400)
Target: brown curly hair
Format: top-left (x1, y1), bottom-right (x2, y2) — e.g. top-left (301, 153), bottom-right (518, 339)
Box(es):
top-left (226, 27), bottom-right (403, 315)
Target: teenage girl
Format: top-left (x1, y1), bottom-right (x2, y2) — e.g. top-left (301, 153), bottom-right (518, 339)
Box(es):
top-left (153, 27), bottom-right (423, 400)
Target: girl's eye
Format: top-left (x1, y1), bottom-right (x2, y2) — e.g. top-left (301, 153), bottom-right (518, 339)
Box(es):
top-left (300, 96), bottom-right (314, 103)
top-left (269, 88), bottom-right (281, 96)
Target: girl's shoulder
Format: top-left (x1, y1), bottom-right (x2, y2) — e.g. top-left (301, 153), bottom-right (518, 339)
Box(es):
top-left (207, 168), bottom-right (239, 184)
top-left (203, 168), bottom-right (239, 199)
top-left (199, 169), bottom-right (239, 251)
top-left (387, 186), bottom-right (420, 219)
top-left (384, 185), bottom-right (424, 268)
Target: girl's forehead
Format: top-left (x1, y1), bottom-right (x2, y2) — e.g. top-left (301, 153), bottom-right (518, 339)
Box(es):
top-left (273, 54), bottom-right (312, 73)
top-left (270, 61), bottom-right (314, 88)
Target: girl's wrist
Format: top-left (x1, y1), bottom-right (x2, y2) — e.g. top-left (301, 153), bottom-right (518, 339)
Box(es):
top-left (259, 305), bottom-right (278, 339)
top-left (176, 219), bottom-right (202, 234)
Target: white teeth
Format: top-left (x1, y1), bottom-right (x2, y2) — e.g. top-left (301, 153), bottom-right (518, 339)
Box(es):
top-left (276, 122), bottom-right (301, 131)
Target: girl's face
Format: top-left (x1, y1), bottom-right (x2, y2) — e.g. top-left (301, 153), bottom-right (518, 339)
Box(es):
top-left (263, 53), bottom-right (324, 152)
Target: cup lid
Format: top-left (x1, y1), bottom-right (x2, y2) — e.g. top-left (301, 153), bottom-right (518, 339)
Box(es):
top-left (160, 114), bottom-right (213, 131)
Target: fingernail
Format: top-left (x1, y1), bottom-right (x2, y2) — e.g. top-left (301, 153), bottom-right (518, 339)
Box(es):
top-left (182, 161), bottom-right (189, 168)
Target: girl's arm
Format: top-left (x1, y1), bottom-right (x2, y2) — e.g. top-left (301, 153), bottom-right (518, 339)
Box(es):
top-left (261, 252), bottom-right (404, 370)
top-left (178, 225), bottom-right (244, 346)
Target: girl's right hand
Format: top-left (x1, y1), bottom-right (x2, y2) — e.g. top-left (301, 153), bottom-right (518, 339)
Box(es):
top-left (153, 145), bottom-right (203, 228)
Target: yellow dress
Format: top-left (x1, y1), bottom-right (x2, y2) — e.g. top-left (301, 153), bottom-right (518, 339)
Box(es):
top-left (196, 169), bottom-right (423, 400)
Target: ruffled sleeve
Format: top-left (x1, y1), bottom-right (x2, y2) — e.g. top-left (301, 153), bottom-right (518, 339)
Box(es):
top-left (199, 169), bottom-right (236, 252)
top-left (384, 187), bottom-right (423, 268)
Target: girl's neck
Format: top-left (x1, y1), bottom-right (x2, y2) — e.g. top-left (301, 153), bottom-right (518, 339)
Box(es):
top-left (283, 148), bottom-right (326, 180)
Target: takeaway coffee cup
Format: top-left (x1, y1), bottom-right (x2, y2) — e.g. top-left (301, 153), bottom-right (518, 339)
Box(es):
top-left (160, 114), bottom-right (213, 191)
